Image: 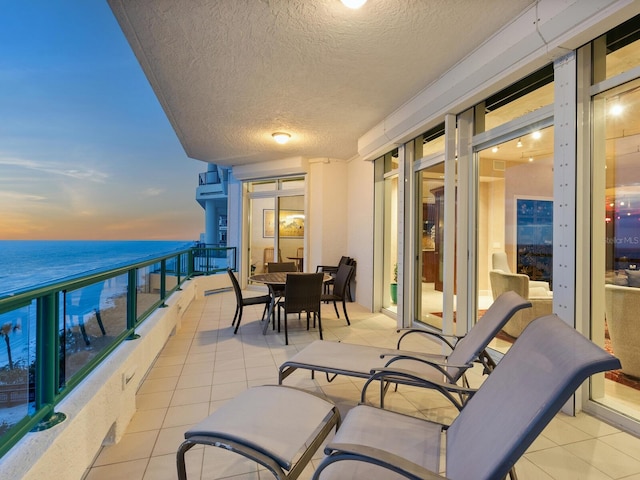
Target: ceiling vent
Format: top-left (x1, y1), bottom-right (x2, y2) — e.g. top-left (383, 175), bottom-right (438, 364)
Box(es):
top-left (493, 160), bottom-right (506, 171)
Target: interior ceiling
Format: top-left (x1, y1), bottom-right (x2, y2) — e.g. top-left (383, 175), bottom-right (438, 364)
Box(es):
top-left (108, 0), bottom-right (535, 167)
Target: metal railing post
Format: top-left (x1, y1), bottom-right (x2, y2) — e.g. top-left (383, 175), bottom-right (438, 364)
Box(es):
top-left (160, 260), bottom-right (167, 307)
top-left (32, 293), bottom-right (66, 431)
top-left (127, 269), bottom-right (140, 340)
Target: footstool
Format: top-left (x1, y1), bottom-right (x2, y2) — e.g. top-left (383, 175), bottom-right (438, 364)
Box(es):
top-left (176, 385), bottom-right (341, 480)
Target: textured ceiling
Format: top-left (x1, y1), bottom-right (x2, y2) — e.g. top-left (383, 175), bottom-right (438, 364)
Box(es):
top-left (109, 0), bottom-right (535, 166)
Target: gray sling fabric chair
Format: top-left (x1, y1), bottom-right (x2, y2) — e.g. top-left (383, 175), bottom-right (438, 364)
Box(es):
top-left (312, 314), bottom-right (621, 480)
top-left (279, 291), bottom-right (531, 406)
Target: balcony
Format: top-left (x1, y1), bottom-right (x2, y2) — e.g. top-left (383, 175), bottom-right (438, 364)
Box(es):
top-left (3, 259), bottom-right (640, 479)
top-left (0, 247), bottom-right (236, 479)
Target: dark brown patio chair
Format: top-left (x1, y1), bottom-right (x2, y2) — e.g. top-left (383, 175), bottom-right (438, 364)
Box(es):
top-left (266, 262), bottom-right (297, 298)
top-left (278, 273), bottom-right (324, 345)
top-left (320, 263), bottom-right (354, 326)
top-left (228, 268), bottom-right (272, 334)
top-left (317, 256), bottom-right (355, 300)
top-left (267, 262), bottom-right (297, 273)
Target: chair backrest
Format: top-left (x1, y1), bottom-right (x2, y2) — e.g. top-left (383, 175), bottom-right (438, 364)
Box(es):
top-left (489, 270), bottom-right (530, 300)
top-left (296, 247), bottom-right (304, 258)
top-left (284, 273), bottom-right (324, 314)
top-left (492, 252), bottom-right (512, 273)
top-left (445, 291), bottom-right (531, 381)
top-left (446, 314), bottom-right (620, 480)
top-left (605, 284), bottom-right (640, 378)
top-left (264, 247), bottom-right (275, 264)
top-left (267, 262), bottom-right (297, 273)
top-left (264, 248), bottom-right (283, 270)
top-left (332, 264), bottom-right (354, 299)
top-left (338, 256), bottom-right (351, 267)
top-left (227, 268), bottom-right (243, 304)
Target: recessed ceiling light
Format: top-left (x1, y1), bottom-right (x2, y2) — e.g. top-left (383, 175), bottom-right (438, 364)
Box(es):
top-left (272, 132), bottom-right (291, 144)
top-left (532, 131), bottom-right (542, 140)
top-left (341, 0), bottom-right (367, 9)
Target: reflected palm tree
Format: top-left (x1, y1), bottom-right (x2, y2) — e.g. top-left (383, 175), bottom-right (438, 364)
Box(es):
top-left (1, 321), bottom-right (20, 370)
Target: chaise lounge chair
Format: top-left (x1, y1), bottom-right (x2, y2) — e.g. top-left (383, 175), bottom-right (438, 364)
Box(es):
top-left (279, 291), bottom-right (531, 406)
top-left (176, 314), bottom-right (620, 480)
top-left (312, 314), bottom-right (621, 479)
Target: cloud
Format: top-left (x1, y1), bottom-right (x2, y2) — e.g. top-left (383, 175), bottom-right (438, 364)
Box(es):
top-left (0, 155), bottom-right (109, 183)
top-left (142, 188), bottom-right (164, 196)
top-left (0, 191), bottom-right (47, 202)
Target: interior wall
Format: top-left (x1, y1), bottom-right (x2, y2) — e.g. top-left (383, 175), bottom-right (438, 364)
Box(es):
top-left (504, 157), bottom-right (554, 263)
top-left (479, 178), bottom-right (506, 293)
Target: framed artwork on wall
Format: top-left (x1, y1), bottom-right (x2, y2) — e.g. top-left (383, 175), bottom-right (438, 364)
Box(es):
top-left (263, 209), bottom-right (304, 238)
top-left (515, 197), bottom-right (553, 283)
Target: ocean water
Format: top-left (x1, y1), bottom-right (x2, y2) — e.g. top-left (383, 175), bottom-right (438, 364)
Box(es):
top-left (0, 240), bottom-right (194, 297)
top-left (0, 240), bottom-right (194, 367)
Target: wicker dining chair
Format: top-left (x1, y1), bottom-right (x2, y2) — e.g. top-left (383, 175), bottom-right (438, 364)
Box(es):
top-left (277, 273), bottom-right (324, 345)
top-left (320, 264), bottom-right (354, 326)
top-left (228, 268), bottom-right (272, 334)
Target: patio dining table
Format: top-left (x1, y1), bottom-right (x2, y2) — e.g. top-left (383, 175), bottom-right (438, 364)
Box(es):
top-left (249, 272), bottom-right (331, 334)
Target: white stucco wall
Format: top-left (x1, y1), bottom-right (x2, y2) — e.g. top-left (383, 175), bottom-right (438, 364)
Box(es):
top-left (308, 159), bottom-right (349, 274)
top-left (347, 157), bottom-right (374, 309)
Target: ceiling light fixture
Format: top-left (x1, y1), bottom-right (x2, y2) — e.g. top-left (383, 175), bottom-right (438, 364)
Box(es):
top-left (610, 103), bottom-right (623, 116)
top-left (491, 146), bottom-right (499, 153)
top-left (516, 139), bottom-right (522, 148)
top-left (341, 0), bottom-right (367, 8)
top-left (532, 130), bottom-right (542, 140)
top-left (272, 132), bottom-right (291, 144)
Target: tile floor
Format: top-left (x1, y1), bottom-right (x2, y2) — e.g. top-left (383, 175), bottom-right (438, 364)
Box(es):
top-left (83, 289), bottom-right (640, 480)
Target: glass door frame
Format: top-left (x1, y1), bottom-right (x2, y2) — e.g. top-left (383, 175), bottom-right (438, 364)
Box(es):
top-left (583, 43), bottom-right (640, 436)
top-left (468, 107), bottom-right (555, 336)
top-left (244, 177), bottom-right (306, 288)
top-left (413, 153), bottom-right (445, 329)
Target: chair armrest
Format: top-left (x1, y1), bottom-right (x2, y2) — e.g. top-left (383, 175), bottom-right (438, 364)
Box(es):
top-left (396, 327), bottom-right (461, 350)
top-left (318, 442), bottom-right (449, 480)
top-left (361, 367), bottom-right (477, 410)
top-left (380, 353), bottom-right (472, 377)
top-left (530, 280), bottom-right (550, 291)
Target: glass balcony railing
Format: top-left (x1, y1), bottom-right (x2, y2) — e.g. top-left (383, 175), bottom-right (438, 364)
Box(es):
top-left (0, 246), bottom-right (236, 459)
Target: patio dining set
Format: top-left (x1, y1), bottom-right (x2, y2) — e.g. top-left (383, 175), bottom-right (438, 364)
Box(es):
top-left (229, 256), bottom-right (356, 345)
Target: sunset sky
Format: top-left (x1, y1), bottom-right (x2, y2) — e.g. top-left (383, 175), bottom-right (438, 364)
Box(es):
top-left (0, 2), bottom-right (205, 241)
